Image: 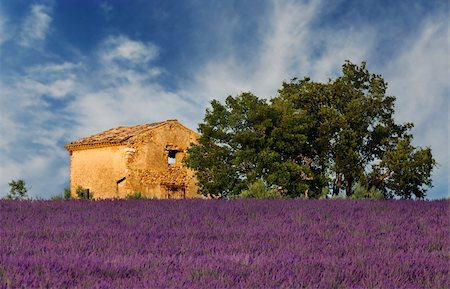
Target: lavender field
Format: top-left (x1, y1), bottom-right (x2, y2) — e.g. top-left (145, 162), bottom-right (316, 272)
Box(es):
top-left (1, 200), bottom-right (448, 288)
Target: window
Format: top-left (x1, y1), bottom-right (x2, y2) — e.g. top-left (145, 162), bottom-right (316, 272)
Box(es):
top-left (166, 185), bottom-right (186, 199)
top-left (168, 150), bottom-right (177, 165)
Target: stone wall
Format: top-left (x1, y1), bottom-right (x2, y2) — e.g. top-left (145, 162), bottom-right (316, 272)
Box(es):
top-left (124, 122), bottom-right (200, 198)
top-left (70, 145), bottom-right (127, 198)
top-left (69, 121), bottom-right (201, 199)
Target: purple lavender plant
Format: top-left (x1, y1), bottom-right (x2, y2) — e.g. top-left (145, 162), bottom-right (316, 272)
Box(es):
top-left (0, 199), bottom-right (448, 288)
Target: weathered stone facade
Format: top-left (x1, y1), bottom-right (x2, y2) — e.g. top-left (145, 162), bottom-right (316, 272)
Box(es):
top-left (65, 120), bottom-right (201, 199)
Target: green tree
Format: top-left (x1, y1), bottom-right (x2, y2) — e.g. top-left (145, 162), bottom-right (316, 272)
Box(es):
top-left (185, 92), bottom-right (322, 198)
top-left (186, 61), bottom-right (436, 199)
top-left (276, 61), bottom-right (413, 197)
top-left (239, 179), bottom-right (281, 199)
top-left (370, 137), bottom-right (436, 199)
top-left (6, 179), bottom-right (29, 200)
top-left (351, 181), bottom-right (384, 200)
top-left (185, 93), bottom-right (278, 197)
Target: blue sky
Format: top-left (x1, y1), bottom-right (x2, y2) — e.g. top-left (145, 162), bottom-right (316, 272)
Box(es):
top-left (0, 0), bottom-right (448, 199)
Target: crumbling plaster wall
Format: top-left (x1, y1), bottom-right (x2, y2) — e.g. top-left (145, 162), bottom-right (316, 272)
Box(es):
top-left (124, 122), bottom-right (200, 198)
top-left (70, 145), bottom-right (127, 198)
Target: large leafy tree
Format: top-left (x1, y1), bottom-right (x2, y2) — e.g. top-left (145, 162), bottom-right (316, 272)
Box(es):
top-left (185, 93), bottom-right (275, 197)
top-left (185, 92), bottom-right (313, 198)
top-left (276, 61), bottom-right (415, 197)
top-left (186, 61), bottom-right (436, 199)
top-left (370, 137), bottom-right (436, 199)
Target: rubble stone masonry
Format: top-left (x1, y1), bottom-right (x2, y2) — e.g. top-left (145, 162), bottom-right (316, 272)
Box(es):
top-left (66, 120), bottom-right (201, 199)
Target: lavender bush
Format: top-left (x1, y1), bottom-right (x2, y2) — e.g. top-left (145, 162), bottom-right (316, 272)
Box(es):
top-left (0, 200), bottom-right (448, 288)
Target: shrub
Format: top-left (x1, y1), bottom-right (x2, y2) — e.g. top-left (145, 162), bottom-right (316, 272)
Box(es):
top-left (50, 195), bottom-right (63, 200)
top-left (125, 192), bottom-right (146, 199)
top-left (76, 186), bottom-right (93, 200)
top-left (351, 182), bottom-right (384, 200)
top-left (239, 180), bottom-right (281, 199)
top-left (50, 187), bottom-right (72, 201)
top-left (63, 187), bottom-right (72, 199)
top-left (332, 192), bottom-right (347, 199)
top-left (6, 179), bottom-right (29, 200)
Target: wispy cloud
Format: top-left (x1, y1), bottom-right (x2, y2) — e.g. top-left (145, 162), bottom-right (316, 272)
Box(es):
top-left (19, 4), bottom-right (52, 47)
top-left (65, 35), bottom-right (194, 136)
top-left (100, 35), bottom-right (159, 65)
top-left (187, 0), bottom-right (372, 102)
top-left (384, 18), bottom-right (449, 195)
top-left (0, 73), bottom-right (73, 197)
top-left (99, 1), bottom-right (113, 19)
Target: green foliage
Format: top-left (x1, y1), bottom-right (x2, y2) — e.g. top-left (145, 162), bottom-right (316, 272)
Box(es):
top-left (63, 187), bottom-right (72, 199)
top-left (239, 180), bottom-right (281, 199)
top-left (50, 187), bottom-right (72, 200)
top-left (76, 186), bottom-right (93, 200)
top-left (185, 93), bottom-right (278, 197)
top-left (185, 61), bottom-right (436, 199)
top-left (184, 92), bottom-right (313, 198)
top-left (332, 193), bottom-right (347, 200)
top-left (6, 179), bottom-right (29, 200)
top-left (376, 137), bottom-right (436, 199)
top-left (50, 194), bottom-right (63, 200)
top-left (277, 61), bottom-right (414, 197)
top-left (125, 192), bottom-right (146, 199)
top-left (351, 182), bottom-right (384, 200)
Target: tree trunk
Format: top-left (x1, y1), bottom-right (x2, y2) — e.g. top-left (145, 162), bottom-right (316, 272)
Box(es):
top-left (345, 176), bottom-right (353, 197)
top-left (333, 173), bottom-right (342, 195)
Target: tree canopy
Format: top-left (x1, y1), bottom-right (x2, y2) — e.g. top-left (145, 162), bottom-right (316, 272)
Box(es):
top-left (6, 179), bottom-right (29, 200)
top-left (185, 61), bottom-right (436, 199)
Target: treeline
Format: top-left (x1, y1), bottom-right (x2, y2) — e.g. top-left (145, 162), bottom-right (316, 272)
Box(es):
top-left (184, 61), bottom-right (436, 199)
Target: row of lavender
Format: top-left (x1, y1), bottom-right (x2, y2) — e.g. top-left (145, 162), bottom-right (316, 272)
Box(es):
top-left (1, 200), bottom-right (448, 288)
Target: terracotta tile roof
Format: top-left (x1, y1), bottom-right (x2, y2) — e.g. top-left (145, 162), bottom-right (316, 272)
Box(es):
top-left (65, 121), bottom-right (168, 150)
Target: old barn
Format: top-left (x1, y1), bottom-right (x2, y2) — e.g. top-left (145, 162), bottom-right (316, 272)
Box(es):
top-left (65, 119), bottom-right (200, 199)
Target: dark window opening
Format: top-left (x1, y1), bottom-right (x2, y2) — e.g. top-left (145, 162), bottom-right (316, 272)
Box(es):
top-left (165, 184), bottom-right (186, 199)
top-left (168, 150), bottom-right (177, 165)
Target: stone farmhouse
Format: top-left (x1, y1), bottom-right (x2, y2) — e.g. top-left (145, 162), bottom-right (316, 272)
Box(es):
top-left (65, 119), bottom-right (201, 199)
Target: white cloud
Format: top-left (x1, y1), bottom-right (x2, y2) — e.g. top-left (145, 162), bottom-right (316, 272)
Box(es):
top-left (26, 62), bottom-right (81, 74)
top-left (100, 35), bottom-right (159, 65)
top-left (383, 18), bottom-right (449, 198)
top-left (0, 58), bottom-right (80, 196)
top-left (385, 20), bottom-right (448, 126)
top-left (67, 35), bottom-right (196, 139)
top-left (1, 153), bottom-right (69, 198)
top-left (22, 77), bottom-right (76, 99)
top-left (187, 0), bottom-right (372, 102)
top-left (19, 4), bottom-right (52, 47)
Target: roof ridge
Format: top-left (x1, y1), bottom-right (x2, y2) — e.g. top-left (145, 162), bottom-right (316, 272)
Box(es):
top-left (64, 119), bottom-right (184, 150)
